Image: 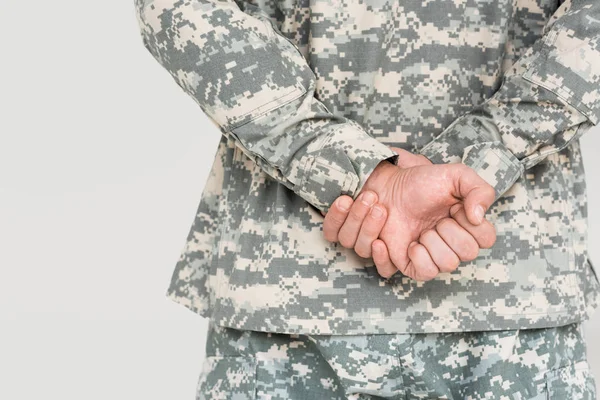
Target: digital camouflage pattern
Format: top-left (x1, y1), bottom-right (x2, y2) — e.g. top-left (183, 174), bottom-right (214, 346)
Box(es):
top-left (197, 321), bottom-right (597, 399)
top-left (133, 0), bottom-right (600, 334)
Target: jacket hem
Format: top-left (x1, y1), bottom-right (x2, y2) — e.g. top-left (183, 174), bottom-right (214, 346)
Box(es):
top-left (163, 288), bottom-right (598, 335)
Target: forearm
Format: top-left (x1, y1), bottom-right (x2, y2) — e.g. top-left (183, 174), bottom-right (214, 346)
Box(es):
top-left (417, 0), bottom-right (600, 201)
top-left (134, 0), bottom-right (398, 214)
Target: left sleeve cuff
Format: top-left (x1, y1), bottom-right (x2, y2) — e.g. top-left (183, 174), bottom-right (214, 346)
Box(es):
top-left (460, 142), bottom-right (524, 201)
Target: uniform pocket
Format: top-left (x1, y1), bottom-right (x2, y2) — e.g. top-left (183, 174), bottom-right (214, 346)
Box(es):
top-left (196, 356), bottom-right (257, 400)
top-left (545, 360), bottom-right (597, 400)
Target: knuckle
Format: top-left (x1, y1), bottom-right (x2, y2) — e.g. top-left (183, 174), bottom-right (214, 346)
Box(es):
top-left (436, 218), bottom-right (454, 232)
top-left (367, 205), bottom-right (386, 221)
top-left (327, 215), bottom-right (345, 227)
top-left (322, 216), bottom-right (336, 228)
top-left (364, 190), bottom-right (378, 202)
top-left (420, 268), bottom-right (438, 281)
top-left (355, 246), bottom-right (370, 259)
top-left (377, 266), bottom-right (394, 279)
top-left (440, 256), bottom-right (460, 272)
top-left (338, 235), bottom-right (354, 249)
top-left (420, 229), bottom-right (436, 243)
top-left (480, 230), bottom-right (497, 249)
top-left (451, 255), bottom-right (461, 269)
top-left (487, 229), bottom-right (497, 247)
top-left (486, 223), bottom-right (497, 244)
top-left (462, 244), bottom-right (479, 261)
top-left (347, 206), bottom-right (365, 222)
top-left (322, 231), bottom-right (336, 243)
top-left (484, 185), bottom-right (496, 199)
top-left (371, 240), bottom-right (382, 255)
top-left (361, 221), bottom-right (380, 237)
top-left (408, 244), bottom-right (420, 259)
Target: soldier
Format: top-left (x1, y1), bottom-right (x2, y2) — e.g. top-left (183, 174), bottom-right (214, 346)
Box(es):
top-left (133, 0), bottom-right (600, 397)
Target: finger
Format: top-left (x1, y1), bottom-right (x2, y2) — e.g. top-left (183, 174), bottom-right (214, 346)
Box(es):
top-left (372, 239), bottom-right (398, 279)
top-left (354, 205), bottom-right (387, 258)
top-left (449, 165), bottom-right (496, 226)
top-left (449, 204), bottom-right (497, 249)
top-left (338, 191), bottom-right (378, 248)
top-left (406, 241), bottom-right (439, 281)
top-left (322, 196), bottom-right (353, 243)
top-left (449, 203), bottom-right (462, 216)
top-left (435, 218), bottom-right (480, 262)
top-left (418, 229), bottom-right (460, 273)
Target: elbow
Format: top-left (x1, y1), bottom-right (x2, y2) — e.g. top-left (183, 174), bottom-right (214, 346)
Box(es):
top-left (133, 0), bottom-right (162, 61)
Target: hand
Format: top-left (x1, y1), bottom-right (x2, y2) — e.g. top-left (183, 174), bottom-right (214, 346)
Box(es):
top-left (324, 193), bottom-right (496, 278)
top-left (323, 148), bottom-right (496, 277)
top-left (404, 202), bottom-right (496, 278)
top-left (322, 147), bottom-right (497, 281)
top-left (322, 191), bottom-right (388, 259)
top-left (321, 148), bottom-right (430, 257)
top-left (323, 147), bottom-right (496, 277)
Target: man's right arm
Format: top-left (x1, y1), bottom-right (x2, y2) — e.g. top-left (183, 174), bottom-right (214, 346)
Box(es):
top-left (133, 0), bottom-right (398, 214)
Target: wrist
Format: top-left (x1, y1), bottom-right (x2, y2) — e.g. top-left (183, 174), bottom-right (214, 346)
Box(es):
top-left (417, 153), bottom-right (433, 165)
top-left (360, 160), bottom-right (397, 196)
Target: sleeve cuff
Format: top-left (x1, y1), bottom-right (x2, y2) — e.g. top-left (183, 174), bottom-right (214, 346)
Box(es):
top-left (418, 117), bottom-right (524, 202)
top-left (461, 142), bottom-right (524, 201)
top-left (295, 120), bottom-right (399, 213)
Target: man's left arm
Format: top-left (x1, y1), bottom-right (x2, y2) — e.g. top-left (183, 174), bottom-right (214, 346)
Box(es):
top-left (418, 0), bottom-right (600, 201)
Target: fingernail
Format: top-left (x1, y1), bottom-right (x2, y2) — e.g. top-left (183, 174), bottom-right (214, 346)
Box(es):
top-left (371, 206), bottom-right (383, 219)
top-left (362, 191), bottom-right (376, 206)
top-left (338, 198), bottom-right (351, 211)
top-left (474, 205), bottom-right (485, 224)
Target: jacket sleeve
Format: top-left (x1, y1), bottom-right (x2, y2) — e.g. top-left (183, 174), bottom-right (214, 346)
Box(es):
top-left (133, 0), bottom-right (399, 214)
top-left (418, 0), bottom-right (600, 202)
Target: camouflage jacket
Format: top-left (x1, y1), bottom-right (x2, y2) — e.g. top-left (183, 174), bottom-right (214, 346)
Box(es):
top-left (134, 0), bottom-right (600, 334)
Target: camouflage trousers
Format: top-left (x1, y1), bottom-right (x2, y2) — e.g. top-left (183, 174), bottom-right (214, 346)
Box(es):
top-left (196, 321), bottom-right (596, 399)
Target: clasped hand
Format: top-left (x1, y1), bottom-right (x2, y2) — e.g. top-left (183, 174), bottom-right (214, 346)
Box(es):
top-left (320, 147), bottom-right (497, 281)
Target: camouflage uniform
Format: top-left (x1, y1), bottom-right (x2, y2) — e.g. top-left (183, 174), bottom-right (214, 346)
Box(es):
top-left (197, 320), bottom-right (596, 399)
top-left (133, 0), bottom-right (600, 396)
top-left (133, 0), bottom-right (600, 335)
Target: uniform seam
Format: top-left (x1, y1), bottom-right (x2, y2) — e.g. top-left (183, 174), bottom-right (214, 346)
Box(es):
top-left (521, 48), bottom-right (597, 125)
top-left (225, 85), bottom-right (307, 133)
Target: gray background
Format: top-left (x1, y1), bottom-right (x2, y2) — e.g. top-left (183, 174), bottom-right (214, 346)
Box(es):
top-left (0, 0), bottom-right (598, 398)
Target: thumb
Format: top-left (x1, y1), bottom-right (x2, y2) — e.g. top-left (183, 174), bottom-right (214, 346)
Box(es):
top-left (451, 165), bottom-right (496, 225)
